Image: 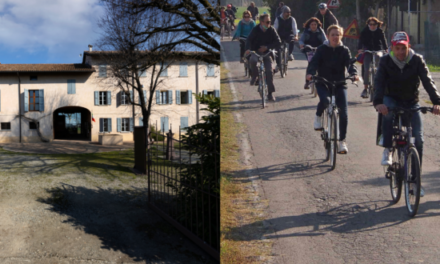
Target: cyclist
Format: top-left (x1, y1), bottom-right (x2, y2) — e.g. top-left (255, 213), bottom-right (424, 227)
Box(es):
top-left (229, 3), bottom-right (237, 14)
top-left (220, 7), bottom-right (230, 36)
top-left (275, 2), bottom-right (285, 18)
top-left (247, 2), bottom-right (259, 21)
top-left (245, 14), bottom-right (281, 101)
top-left (274, 6), bottom-right (298, 72)
top-left (232, 11), bottom-right (256, 63)
top-left (358, 17), bottom-right (388, 98)
top-left (374, 31), bottom-right (440, 171)
top-left (226, 5), bottom-right (236, 30)
top-left (306, 25), bottom-right (358, 154)
top-left (299, 17), bottom-right (327, 89)
top-left (314, 3), bottom-right (338, 34)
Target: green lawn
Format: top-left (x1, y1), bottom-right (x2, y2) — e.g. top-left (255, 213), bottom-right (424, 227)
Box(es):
top-left (235, 6), bottom-right (270, 19)
top-left (428, 64), bottom-right (440, 72)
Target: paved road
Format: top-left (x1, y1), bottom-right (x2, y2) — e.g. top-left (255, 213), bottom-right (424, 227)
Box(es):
top-left (222, 40), bottom-right (440, 263)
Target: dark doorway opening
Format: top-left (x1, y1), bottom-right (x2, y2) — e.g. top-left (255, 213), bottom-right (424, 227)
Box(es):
top-left (53, 107), bottom-right (91, 140)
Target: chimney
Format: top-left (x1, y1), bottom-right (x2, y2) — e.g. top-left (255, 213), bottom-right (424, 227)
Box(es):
top-left (88, 44), bottom-right (93, 52)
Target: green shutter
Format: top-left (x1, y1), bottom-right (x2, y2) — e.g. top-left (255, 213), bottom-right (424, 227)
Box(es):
top-left (107, 91), bottom-right (111, 105)
top-left (176, 90), bottom-right (181, 105)
top-left (156, 90), bottom-right (161, 104)
top-left (180, 62), bottom-right (188, 76)
top-left (39, 89), bottom-right (44, 112)
top-left (188, 90), bottom-right (192, 104)
top-left (108, 118), bottom-right (112, 132)
top-left (168, 91), bottom-right (173, 104)
top-left (180, 117), bottom-right (188, 130)
top-left (130, 118), bottom-right (133, 132)
top-left (95, 91), bottom-right (99, 105)
top-left (117, 118), bottom-right (121, 132)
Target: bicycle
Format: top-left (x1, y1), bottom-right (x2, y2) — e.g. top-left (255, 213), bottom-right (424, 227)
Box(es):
top-left (383, 106), bottom-right (433, 217)
top-left (363, 50), bottom-right (386, 102)
top-left (279, 40), bottom-right (290, 78)
top-left (239, 37), bottom-right (251, 77)
top-left (301, 45), bottom-right (318, 97)
top-left (310, 64), bottom-right (358, 170)
top-left (250, 50), bottom-right (274, 109)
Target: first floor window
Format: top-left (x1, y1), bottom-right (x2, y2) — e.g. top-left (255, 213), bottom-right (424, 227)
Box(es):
top-left (161, 91), bottom-right (169, 104)
top-left (99, 118), bottom-right (112, 132)
top-left (99, 91), bottom-right (108, 105)
top-left (122, 118), bottom-right (130, 132)
top-left (29, 90), bottom-right (40, 111)
top-left (1, 122), bottom-right (11, 130)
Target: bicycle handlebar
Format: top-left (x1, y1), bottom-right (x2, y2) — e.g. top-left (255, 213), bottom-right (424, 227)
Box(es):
top-left (250, 50), bottom-right (275, 58)
top-left (310, 75), bottom-right (358, 88)
top-left (363, 50), bottom-right (387, 55)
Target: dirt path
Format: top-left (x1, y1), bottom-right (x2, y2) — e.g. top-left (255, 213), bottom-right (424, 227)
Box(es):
top-left (222, 39), bottom-right (440, 263)
top-left (0, 150), bottom-right (213, 264)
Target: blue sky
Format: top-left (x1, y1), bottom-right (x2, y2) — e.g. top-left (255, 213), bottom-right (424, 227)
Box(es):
top-left (0, 0), bottom-right (104, 64)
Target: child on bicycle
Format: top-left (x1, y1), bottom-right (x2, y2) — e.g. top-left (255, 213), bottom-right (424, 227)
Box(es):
top-left (299, 17), bottom-right (327, 89)
top-left (358, 17), bottom-right (388, 98)
top-left (306, 25), bottom-right (358, 154)
top-left (232, 11), bottom-right (256, 63)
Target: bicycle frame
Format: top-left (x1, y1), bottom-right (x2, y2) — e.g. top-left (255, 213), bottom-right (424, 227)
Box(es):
top-left (251, 50), bottom-right (273, 108)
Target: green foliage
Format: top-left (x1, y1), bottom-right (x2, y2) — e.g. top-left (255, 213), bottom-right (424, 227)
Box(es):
top-left (166, 94), bottom-right (220, 249)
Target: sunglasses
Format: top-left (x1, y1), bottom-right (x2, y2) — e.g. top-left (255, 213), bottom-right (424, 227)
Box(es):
top-left (244, 16), bottom-right (250, 18)
top-left (369, 23), bottom-right (378, 26)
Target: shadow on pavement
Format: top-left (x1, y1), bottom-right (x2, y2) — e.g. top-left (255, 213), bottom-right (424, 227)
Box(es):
top-left (37, 183), bottom-right (212, 263)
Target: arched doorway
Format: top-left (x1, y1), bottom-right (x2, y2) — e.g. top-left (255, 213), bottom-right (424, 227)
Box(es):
top-left (53, 107), bottom-right (91, 140)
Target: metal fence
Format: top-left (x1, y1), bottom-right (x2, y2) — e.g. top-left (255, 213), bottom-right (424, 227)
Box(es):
top-left (145, 122), bottom-right (220, 261)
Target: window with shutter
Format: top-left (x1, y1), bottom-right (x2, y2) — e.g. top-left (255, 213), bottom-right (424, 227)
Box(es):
top-left (180, 62), bottom-right (188, 77)
top-left (214, 90), bottom-right (220, 98)
top-left (160, 62), bottom-right (168, 77)
top-left (207, 64), bottom-right (215, 77)
top-left (67, 79), bottom-right (76, 94)
top-left (99, 65), bottom-right (107, 77)
top-left (188, 90), bottom-right (192, 104)
top-left (180, 117), bottom-right (189, 130)
top-left (176, 90), bottom-right (181, 105)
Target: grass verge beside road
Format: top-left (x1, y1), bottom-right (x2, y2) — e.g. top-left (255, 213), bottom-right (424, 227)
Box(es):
top-left (428, 64), bottom-right (440, 72)
top-left (220, 62), bottom-right (272, 263)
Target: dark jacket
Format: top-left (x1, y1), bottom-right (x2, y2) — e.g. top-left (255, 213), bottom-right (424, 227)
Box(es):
top-left (247, 6), bottom-right (259, 20)
top-left (373, 53), bottom-right (440, 106)
top-left (307, 41), bottom-right (357, 87)
top-left (314, 9), bottom-right (338, 33)
top-left (357, 27), bottom-right (388, 51)
top-left (245, 24), bottom-right (281, 53)
top-left (226, 9), bottom-right (236, 20)
top-left (299, 27), bottom-right (327, 47)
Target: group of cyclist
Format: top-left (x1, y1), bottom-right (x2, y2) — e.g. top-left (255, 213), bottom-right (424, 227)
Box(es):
top-left (227, 3), bottom-right (440, 191)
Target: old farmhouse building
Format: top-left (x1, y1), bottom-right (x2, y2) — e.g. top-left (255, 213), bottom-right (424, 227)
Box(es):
top-left (0, 49), bottom-right (220, 143)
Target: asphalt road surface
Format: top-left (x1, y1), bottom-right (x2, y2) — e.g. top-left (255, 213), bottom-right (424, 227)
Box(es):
top-left (222, 39), bottom-right (440, 264)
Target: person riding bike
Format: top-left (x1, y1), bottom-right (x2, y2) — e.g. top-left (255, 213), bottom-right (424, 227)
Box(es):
top-left (233, 11), bottom-right (256, 63)
top-left (299, 17), bottom-right (327, 89)
top-left (245, 14), bottom-right (281, 102)
top-left (275, 2), bottom-right (285, 18)
top-left (226, 4), bottom-right (236, 30)
top-left (314, 3), bottom-right (338, 34)
top-left (374, 31), bottom-right (440, 170)
top-left (358, 17), bottom-right (388, 98)
top-left (306, 25), bottom-right (359, 154)
top-left (274, 6), bottom-right (298, 73)
top-left (247, 2), bottom-right (259, 21)
top-left (220, 7), bottom-right (230, 36)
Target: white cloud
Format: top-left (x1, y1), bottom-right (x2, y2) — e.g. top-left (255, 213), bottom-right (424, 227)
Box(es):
top-left (0, 0), bottom-right (104, 59)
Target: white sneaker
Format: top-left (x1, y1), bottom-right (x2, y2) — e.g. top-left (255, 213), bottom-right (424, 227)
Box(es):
top-left (288, 54), bottom-right (294, 61)
top-left (314, 115), bottom-right (322, 130)
top-left (338, 140), bottom-right (348, 154)
top-left (381, 148), bottom-right (392, 166)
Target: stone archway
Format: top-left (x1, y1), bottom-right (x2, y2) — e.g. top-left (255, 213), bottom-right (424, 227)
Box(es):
top-left (53, 106), bottom-right (91, 140)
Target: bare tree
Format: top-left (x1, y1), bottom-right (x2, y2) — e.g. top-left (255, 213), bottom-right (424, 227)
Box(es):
top-left (101, 0), bottom-right (220, 65)
top-left (96, 0), bottom-right (185, 147)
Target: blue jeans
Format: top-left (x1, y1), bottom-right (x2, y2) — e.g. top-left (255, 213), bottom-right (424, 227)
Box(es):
top-left (316, 84), bottom-right (348, 141)
top-left (382, 96), bottom-right (424, 165)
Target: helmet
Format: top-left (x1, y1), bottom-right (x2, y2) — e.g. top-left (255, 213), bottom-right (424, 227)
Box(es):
top-left (318, 3), bottom-right (327, 9)
top-left (227, 4), bottom-right (231, 8)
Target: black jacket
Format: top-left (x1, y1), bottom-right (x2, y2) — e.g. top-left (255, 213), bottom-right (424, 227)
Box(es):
top-left (307, 43), bottom-right (357, 87)
top-left (226, 9), bottom-right (236, 20)
top-left (314, 9), bottom-right (338, 33)
top-left (247, 6), bottom-right (259, 20)
top-left (373, 54), bottom-right (440, 106)
top-left (246, 25), bottom-right (281, 53)
top-left (357, 27), bottom-right (388, 51)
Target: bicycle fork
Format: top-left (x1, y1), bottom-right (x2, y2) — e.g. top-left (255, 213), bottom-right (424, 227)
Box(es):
top-left (327, 96), bottom-right (340, 142)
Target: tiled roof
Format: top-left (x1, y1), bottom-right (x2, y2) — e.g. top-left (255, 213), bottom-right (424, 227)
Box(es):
top-left (0, 64), bottom-right (95, 73)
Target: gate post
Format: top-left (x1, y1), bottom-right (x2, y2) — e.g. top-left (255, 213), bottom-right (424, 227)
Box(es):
top-left (166, 128), bottom-right (175, 160)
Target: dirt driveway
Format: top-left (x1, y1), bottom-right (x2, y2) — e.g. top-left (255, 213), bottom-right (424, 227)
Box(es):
top-left (0, 145), bottom-right (213, 263)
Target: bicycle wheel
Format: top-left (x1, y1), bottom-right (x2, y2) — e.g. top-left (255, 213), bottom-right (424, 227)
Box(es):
top-left (284, 48), bottom-right (288, 77)
top-left (330, 111), bottom-right (338, 170)
top-left (258, 71), bottom-right (265, 108)
top-left (369, 68), bottom-right (375, 102)
top-left (262, 73), bottom-right (268, 108)
top-left (322, 109), bottom-right (330, 161)
top-left (404, 147), bottom-right (421, 217)
top-left (389, 148), bottom-right (403, 203)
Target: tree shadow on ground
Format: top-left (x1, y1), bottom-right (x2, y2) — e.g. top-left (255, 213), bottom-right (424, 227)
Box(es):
top-left (227, 199), bottom-right (440, 242)
top-left (37, 183), bottom-right (214, 263)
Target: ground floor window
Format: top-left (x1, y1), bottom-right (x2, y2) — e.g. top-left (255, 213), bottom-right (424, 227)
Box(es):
top-left (29, 122), bottom-right (39, 130)
top-left (99, 118), bottom-right (112, 132)
top-left (1, 122), bottom-right (11, 130)
top-left (122, 118), bottom-right (130, 132)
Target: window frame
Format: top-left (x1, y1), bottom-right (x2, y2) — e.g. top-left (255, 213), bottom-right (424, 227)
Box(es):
top-left (99, 91), bottom-right (108, 105)
top-left (1, 122), bottom-right (11, 130)
top-left (28, 90), bottom-right (40, 112)
top-left (29, 121), bottom-right (39, 130)
top-left (121, 118), bottom-right (130, 132)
